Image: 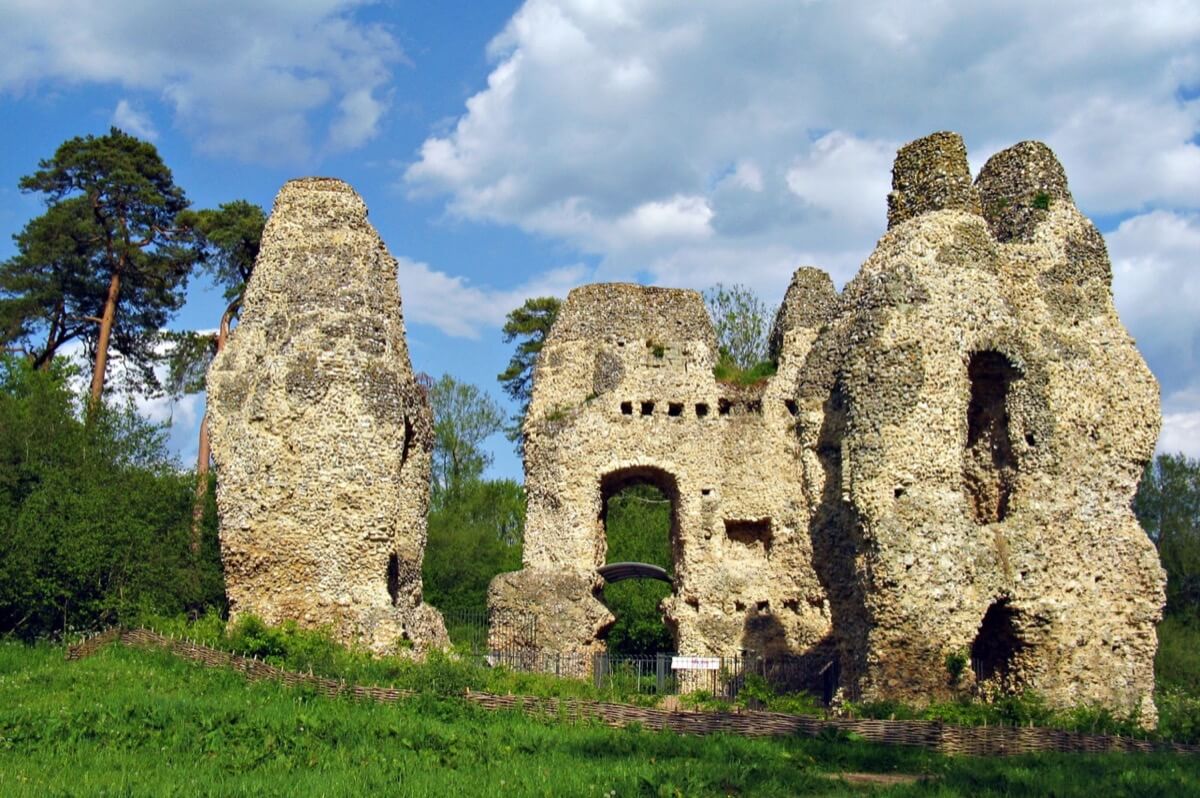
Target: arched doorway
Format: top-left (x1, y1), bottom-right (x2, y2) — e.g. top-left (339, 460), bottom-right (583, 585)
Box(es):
top-left (598, 467), bottom-right (680, 656)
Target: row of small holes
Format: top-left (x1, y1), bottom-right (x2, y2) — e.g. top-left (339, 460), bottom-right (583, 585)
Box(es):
top-left (618, 400), bottom-right (798, 417)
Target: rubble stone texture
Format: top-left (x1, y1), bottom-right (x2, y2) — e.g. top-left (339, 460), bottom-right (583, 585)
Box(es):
top-left (207, 178), bottom-right (447, 656)
top-left (490, 281), bottom-right (838, 679)
top-left (494, 132), bottom-right (1165, 723)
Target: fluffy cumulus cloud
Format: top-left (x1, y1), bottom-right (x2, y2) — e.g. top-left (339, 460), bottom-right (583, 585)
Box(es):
top-left (397, 257), bottom-right (590, 339)
top-left (1110, 211), bottom-right (1200, 456)
top-left (0, 0), bottom-right (403, 162)
top-left (406, 0), bottom-right (1200, 451)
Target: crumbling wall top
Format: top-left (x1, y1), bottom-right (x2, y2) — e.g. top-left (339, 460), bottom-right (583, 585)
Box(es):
top-left (549, 283), bottom-right (718, 351)
top-left (887, 131), bottom-right (982, 229)
top-left (976, 141), bottom-right (1074, 242)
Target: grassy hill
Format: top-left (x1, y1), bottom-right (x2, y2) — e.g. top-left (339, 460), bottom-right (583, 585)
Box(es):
top-left (2, 642), bottom-right (1198, 797)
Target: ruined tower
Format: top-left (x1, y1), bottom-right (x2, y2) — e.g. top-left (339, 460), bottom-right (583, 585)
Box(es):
top-left (489, 282), bottom-right (835, 676)
top-left (497, 132), bottom-right (1165, 722)
top-left (794, 132), bottom-right (1164, 720)
top-left (207, 178), bottom-right (447, 655)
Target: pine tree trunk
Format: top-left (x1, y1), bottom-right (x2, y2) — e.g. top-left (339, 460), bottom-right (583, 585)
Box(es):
top-left (190, 298), bottom-right (240, 553)
top-left (88, 268), bottom-right (122, 406)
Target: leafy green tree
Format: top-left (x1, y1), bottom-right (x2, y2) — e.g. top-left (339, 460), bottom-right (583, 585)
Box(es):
top-left (603, 484), bottom-right (675, 656)
top-left (703, 283), bottom-right (770, 371)
top-left (0, 356), bottom-right (225, 638)
top-left (427, 374), bottom-right (505, 501)
top-left (1135, 453), bottom-right (1200, 616)
top-left (164, 201), bottom-right (266, 549)
top-left (8, 128), bottom-right (196, 405)
top-left (497, 296), bottom-right (560, 449)
top-left (423, 479), bottom-right (524, 616)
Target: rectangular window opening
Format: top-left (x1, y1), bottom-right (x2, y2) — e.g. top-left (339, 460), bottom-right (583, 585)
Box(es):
top-left (725, 518), bottom-right (773, 552)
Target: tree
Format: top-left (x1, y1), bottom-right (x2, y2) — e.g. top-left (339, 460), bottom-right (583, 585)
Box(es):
top-left (0, 356), bottom-right (225, 638)
top-left (427, 374), bottom-right (505, 500)
top-left (0, 198), bottom-right (104, 369)
top-left (423, 479), bottom-right (524, 616)
top-left (10, 128), bottom-right (196, 405)
top-left (164, 201), bottom-right (266, 550)
top-left (497, 296), bottom-right (560, 449)
top-left (1135, 453), bottom-right (1200, 616)
top-left (703, 283), bottom-right (770, 370)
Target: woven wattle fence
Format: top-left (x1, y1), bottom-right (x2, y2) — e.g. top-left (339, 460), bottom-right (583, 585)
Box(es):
top-left (66, 628), bottom-right (1199, 757)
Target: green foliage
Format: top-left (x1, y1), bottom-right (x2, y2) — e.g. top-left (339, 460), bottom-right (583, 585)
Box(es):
top-left (704, 283), bottom-right (770, 371)
top-left (5, 642), bottom-right (1200, 797)
top-left (1135, 453), bottom-right (1200, 616)
top-left (712, 352), bottom-right (778, 385)
top-left (165, 200), bottom-right (266, 397)
top-left (944, 650), bottom-right (968, 685)
top-left (7, 127), bottom-right (197, 397)
top-left (603, 485), bottom-right (674, 656)
top-left (423, 479), bottom-right (524, 616)
top-left (1032, 191), bottom-right (1053, 210)
top-left (428, 374), bottom-right (505, 501)
top-left (0, 357), bottom-right (224, 638)
top-left (497, 296), bottom-right (560, 448)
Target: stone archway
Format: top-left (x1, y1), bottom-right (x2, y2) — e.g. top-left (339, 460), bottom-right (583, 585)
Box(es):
top-left (597, 466), bottom-right (681, 655)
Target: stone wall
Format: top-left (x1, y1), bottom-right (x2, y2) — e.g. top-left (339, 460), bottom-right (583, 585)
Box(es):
top-left (491, 282), bottom-right (836, 677)
top-left (792, 132), bottom-right (1163, 721)
top-left (207, 178), bottom-right (447, 656)
top-left (494, 133), bottom-right (1164, 723)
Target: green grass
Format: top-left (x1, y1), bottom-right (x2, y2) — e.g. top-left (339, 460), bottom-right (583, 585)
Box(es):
top-left (712, 354), bottom-right (777, 386)
top-left (2, 642), bottom-right (1198, 797)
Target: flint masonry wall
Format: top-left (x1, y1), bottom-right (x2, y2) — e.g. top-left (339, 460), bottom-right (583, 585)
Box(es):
top-left (495, 132), bottom-right (1165, 723)
top-left (207, 178), bottom-right (447, 656)
top-left (794, 132), bottom-right (1164, 722)
top-left (490, 282), bottom-right (836, 669)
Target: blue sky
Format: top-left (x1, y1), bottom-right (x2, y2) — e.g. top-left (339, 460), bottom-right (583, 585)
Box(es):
top-left (2, 0), bottom-right (1199, 481)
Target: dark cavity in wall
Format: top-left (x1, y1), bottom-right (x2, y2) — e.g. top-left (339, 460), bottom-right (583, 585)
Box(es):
top-left (640, 401), bottom-right (655, 416)
top-left (400, 417), bottom-right (412, 467)
top-left (695, 402), bottom-right (709, 417)
top-left (970, 599), bottom-right (1027, 684)
top-left (387, 553), bottom-right (400, 605)
top-left (963, 351), bottom-right (1020, 524)
top-left (621, 401), bottom-right (633, 415)
top-left (725, 519), bottom-right (772, 552)
top-left (668, 402), bottom-right (684, 417)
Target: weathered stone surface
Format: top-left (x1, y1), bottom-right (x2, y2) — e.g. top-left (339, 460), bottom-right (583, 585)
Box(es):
top-left (207, 177), bottom-right (447, 656)
top-left (796, 133), bottom-right (1163, 723)
top-left (497, 132), bottom-right (1164, 723)
top-left (490, 281), bottom-right (834, 674)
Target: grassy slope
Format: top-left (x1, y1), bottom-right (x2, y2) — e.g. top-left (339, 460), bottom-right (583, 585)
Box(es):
top-left (1, 643), bottom-right (1198, 797)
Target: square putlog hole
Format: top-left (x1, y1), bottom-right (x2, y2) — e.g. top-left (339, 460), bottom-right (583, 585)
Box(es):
top-left (695, 403), bottom-right (709, 417)
top-left (620, 401), bottom-right (633, 415)
top-left (668, 402), bottom-right (684, 417)
top-left (640, 401), bottom-right (655, 416)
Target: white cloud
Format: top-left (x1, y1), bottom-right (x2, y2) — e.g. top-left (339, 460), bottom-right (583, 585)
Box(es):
top-left (405, 0), bottom-right (1200, 296)
top-left (112, 99), bottom-right (157, 140)
top-left (0, 0), bottom-right (404, 162)
top-left (397, 257), bottom-right (591, 339)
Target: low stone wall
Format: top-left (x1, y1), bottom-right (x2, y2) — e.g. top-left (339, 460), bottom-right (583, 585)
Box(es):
top-left (65, 628), bottom-right (1199, 757)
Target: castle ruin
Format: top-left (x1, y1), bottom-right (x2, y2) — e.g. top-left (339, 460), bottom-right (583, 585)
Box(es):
top-left (207, 178), bottom-right (447, 655)
top-left (490, 133), bottom-right (1166, 721)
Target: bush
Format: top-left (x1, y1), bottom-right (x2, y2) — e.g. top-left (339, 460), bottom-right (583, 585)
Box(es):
top-left (0, 357), bottom-right (224, 639)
